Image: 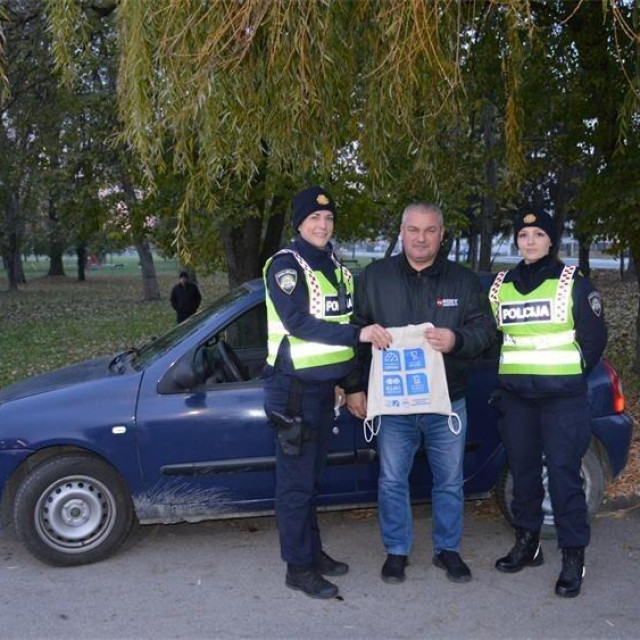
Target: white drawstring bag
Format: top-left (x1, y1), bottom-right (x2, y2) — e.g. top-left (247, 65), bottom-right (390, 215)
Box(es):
top-left (363, 323), bottom-right (461, 443)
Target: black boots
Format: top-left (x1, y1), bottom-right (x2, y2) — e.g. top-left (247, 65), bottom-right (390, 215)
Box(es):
top-left (555, 547), bottom-right (585, 598)
top-left (497, 531), bottom-right (585, 598)
top-left (315, 550), bottom-right (349, 577)
top-left (285, 564), bottom-right (339, 599)
top-left (495, 528), bottom-right (544, 573)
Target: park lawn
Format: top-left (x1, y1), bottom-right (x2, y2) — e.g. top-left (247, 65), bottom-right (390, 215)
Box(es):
top-left (0, 271), bottom-right (228, 388)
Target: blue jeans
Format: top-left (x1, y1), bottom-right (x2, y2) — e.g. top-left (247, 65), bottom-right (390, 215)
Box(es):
top-left (377, 398), bottom-right (467, 556)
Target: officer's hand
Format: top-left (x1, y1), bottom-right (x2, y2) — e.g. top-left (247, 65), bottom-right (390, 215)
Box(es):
top-left (425, 327), bottom-right (456, 353)
top-left (346, 391), bottom-right (367, 420)
top-left (359, 324), bottom-right (392, 350)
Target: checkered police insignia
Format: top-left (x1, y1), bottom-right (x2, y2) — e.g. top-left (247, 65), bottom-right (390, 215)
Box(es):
top-left (275, 269), bottom-right (297, 294)
top-left (588, 291), bottom-right (603, 317)
top-left (555, 265), bottom-right (576, 323)
top-left (316, 194), bottom-right (330, 206)
top-left (523, 213), bottom-right (537, 224)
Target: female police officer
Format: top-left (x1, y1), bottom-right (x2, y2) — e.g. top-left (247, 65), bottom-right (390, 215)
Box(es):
top-left (263, 186), bottom-right (390, 599)
top-left (489, 209), bottom-right (607, 598)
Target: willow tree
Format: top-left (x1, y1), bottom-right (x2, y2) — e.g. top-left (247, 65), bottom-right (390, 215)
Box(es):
top-left (3, 0), bottom-right (636, 287)
top-left (35, 1), bottom-right (486, 285)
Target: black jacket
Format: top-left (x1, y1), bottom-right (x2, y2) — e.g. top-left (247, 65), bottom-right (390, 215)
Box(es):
top-left (170, 281), bottom-right (202, 322)
top-left (344, 253), bottom-right (496, 400)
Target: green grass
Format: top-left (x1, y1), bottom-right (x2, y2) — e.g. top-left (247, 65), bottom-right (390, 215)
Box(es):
top-left (0, 269), bottom-right (228, 389)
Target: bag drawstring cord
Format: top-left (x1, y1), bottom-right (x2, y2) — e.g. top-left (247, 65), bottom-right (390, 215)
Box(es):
top-left (363, 416), bottom-right (381, 443)
top-left (448, 412), bottom-right (462, 436)
top-left (364, 412), bottom-right (461, 442)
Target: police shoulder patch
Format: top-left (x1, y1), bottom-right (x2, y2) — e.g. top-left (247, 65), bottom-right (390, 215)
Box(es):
top-left (588, 291), bottom-right (602, 317)
top-left (275, 269), bottom-right (298, 295)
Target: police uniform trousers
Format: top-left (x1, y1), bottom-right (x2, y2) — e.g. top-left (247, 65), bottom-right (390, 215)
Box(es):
top-left (497, 389), bottom-right (591, 548)
top-left (264, 372), bottom-right (336, 566)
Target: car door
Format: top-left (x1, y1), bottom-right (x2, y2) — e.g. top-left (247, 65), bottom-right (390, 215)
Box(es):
top-left (134, 298), bottom-right (359, 523)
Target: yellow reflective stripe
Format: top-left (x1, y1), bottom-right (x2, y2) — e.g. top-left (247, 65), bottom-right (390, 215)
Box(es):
top-left (503, 330), bottom-right (576, 349)
top-left (500, 349), bottom-right (581, 365)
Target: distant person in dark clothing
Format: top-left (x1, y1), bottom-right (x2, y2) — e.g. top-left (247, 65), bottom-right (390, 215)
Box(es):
top-left (170, 271), bottom-right (202, 323)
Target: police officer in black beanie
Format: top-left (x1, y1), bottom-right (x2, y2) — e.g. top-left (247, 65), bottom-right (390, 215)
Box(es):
top-left (489, 208), bottom-right (607, 598)
top-left (263, 186), bottom-right (391, 599)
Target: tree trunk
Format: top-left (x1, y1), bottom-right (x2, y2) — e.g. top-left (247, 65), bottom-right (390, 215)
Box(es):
top-left (258, 195), bottom-right (287, 268)
top-left (384, 213), bottom-right (402, 259)
top-left (577, 234), bottom-right (591, 277)
top-left (135, 237), bottom-right (161, 301)
top-left (4, 193), bottom-right (23, 291)
top-left (6, 232), bottom-right (21, 292)
top-left (469, 232), bottom-right (479, 271)
top-left (77, 244), bottom-right (87, 282)
top-left (631, 245), bottom-right (640, 374)
top-left (548, 165), bottom-right (575, 259)
top-left (478, 101), bottom-right (497, 272)
top-left (221, 215), bottom-right (264, 289)
top-left (625, 254), bottom-right (636, 282)
top-left (120, 173), bottom-right (161, 301)
top-left (47, 195), bottom-right (66, 277)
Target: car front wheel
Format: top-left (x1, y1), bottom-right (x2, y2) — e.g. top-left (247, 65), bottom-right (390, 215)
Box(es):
top-left (495, 441), bottom-right (606, 538)
top-left (14, 454), bottom-right (134, 566)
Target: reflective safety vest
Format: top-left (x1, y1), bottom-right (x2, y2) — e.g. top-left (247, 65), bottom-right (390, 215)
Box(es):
top-left (264, 250), bottom-right (355, 371)
top-left (489, 266), bottom-right (583, 376)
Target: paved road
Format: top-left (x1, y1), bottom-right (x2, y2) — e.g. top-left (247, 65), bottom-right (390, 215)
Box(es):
top-left (1, 498), bottom-right (639, 640)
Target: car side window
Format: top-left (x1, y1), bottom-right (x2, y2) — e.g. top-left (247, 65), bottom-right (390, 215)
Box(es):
top-left (203, 302), bottom-right (268, 382)
top-left (222, 303), bottom-right (267, 351)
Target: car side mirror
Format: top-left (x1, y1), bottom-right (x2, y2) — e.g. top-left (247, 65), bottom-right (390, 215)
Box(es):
top-left (159, 346), bottom-right (218, 394)
top-left (171, 358), bottom-right (200, 390)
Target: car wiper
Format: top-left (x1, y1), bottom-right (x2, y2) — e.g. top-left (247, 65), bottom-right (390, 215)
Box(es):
top-left (109, 348), bottom-right (139, 373)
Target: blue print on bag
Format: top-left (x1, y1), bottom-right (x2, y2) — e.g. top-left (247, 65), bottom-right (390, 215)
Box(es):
top-left (404, 348), bottom-right (426, 370)
top-left (383, 375), bottom-right (404, 396)
top-left (407, 373), bottom-right (429, 395)
top-left (382, 350), bottom-right (401, 371)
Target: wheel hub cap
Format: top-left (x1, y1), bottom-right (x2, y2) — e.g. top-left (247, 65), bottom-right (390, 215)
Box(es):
top-left (35, 475), bottom-right (117, 553)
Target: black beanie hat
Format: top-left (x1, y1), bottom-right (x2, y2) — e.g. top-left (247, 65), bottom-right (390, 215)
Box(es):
top-left (291, 186), bottom-right (337, 231)
top-left (513, 209), bottom-right (557, 246)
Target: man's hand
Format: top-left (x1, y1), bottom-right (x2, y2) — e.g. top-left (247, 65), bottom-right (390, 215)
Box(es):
top-left (359, 324), bottom-right (392, 350)
top-left (425, 326), bottom-right (456, 353)
top-left (346, 391), bottom-right (367, 420)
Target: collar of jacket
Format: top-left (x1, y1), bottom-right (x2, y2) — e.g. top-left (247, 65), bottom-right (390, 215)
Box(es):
top-left (512, 253), bottom-right (563, 293)
top-left (400, 251), bottom-right (445, 277)
top-left (291, 237), bottom-right (334, 265)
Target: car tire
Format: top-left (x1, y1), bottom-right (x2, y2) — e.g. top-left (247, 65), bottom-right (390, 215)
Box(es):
top-left (496, 440), bottom-right (605, 539)
top-left (14, 454), bottom-right (134, 566)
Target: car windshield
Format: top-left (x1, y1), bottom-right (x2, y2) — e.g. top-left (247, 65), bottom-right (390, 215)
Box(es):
top-left (130, 285), bottom-right (252, 370)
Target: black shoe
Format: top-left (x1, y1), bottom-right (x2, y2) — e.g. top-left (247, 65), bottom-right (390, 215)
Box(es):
top-left (285, 565), bottom-right (339, 599)
top-left (315, 551), bottom-right (349, 577)
top-left (555, 547), bottom-right (585, 598)
top-left (433, 550), bottom-right (472, 583)
top-left (495, 528), bottom-right (544, 574)
top-left (381, 554), bottom-right (408, 584)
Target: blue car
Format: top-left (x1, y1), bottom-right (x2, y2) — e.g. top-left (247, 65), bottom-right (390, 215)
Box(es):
top-left (0, 279), bottom-right (633, 566)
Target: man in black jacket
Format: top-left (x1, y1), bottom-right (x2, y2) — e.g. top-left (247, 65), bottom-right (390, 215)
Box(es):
top-left (170, 271), bottom-right (202, 323)
top-left (345, 202), bottom-right (495, 585)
